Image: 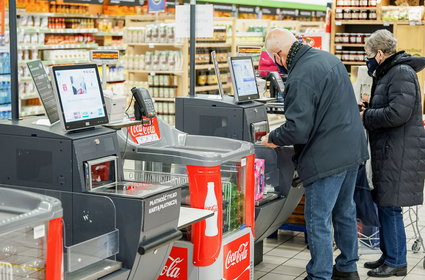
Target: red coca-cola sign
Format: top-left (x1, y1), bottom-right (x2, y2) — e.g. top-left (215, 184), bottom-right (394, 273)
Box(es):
top-left (126, 117), bottom-right (161, 144)
top-left (158, 247), bottom-right (188, 280)
top-left (223, 233), bottom-right (251, 280)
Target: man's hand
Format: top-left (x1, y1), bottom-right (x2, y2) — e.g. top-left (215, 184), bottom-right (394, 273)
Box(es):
top-left (261, 133), bottom-right (279, 148)
top-left (358, 102), bottom-right (366, 120)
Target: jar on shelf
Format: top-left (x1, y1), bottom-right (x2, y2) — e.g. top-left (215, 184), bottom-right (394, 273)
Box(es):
top-left (336, 9), bottom-right (344, 20)
top-left (369, 10), bottom-right (377, 20)
top-left (197, 70), bottom-right (207, 86)
top-left (351, 0), bottom-right (360, 7)
top-left (368, 0), bottom-right (377, 7)
top-left (350, 34), bottom-right (357, 44)
top-left (342, 33), bottom-right (350, 43)
top-left (342, 51), bottom-right (350, 62)
top-left (352, 10), bottom-right (360, 20)
top-left (363, 33), bottom-right (371, 44)
top-left (355, 33), bottom-right (362, 44)
top-left (359, 10), bottom-right (368, 20)
top-left (360, 0), bottom-right (368, 7)
top-left (357, 51), bottom-right (365, 62)
top-left (343, 10), bottom-right (352, 20)
top-left (335, 51), bottom-right (343, 60)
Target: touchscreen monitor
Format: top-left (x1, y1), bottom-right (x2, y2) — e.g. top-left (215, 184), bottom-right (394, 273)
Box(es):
top-left (50, 64), bottom-right (109, 131)
top-left (228, 56), bottom-right (259, 103)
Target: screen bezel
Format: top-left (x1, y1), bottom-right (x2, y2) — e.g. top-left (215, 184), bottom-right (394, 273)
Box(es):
top-left (50, 64), bottom-right (109, 131)
top-left (228, 56), bottom-right (260, 103)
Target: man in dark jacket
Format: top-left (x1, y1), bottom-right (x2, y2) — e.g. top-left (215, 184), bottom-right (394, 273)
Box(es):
top-left (262, 29), bottom-right (369, 280)
top-left (361, 29), bottom-right (425, 278)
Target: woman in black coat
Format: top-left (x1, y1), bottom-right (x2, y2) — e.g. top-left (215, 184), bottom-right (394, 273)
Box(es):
top-left (360, 29), bottom-right (425, 277)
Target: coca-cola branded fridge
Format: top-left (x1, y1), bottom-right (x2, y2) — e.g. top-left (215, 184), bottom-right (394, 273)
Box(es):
top-left (119, 118), bottom-right (256, 280)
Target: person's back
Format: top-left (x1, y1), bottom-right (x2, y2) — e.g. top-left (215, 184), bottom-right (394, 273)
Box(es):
top-left (262, 28), bottom-right (368, 280)
top-left (270, 45), bottom-right (368, 185)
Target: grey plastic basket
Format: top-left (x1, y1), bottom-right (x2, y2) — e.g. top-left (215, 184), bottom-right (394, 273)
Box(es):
top-left (0, 186), bottom-right (63, 280)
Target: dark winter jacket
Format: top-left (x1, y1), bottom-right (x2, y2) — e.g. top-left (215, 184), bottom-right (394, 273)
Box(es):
top-left (269, 45), bottom-right (369, 186)
top-left (363, 51), bottom-right (425, 207)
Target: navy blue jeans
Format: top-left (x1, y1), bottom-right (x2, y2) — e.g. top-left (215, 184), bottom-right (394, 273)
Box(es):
top-left (377, 206), bottom-right (407, 267)
top-left (304, 167), bottom-right (359, 280)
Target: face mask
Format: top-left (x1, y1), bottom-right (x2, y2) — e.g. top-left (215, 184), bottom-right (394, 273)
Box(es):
top-left (276, 63), bottom-right (288, 75)
top-left (366, 57), bottom-right (379, 77)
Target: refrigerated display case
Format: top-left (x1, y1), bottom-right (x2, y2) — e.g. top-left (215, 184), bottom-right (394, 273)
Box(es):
top-left (119, 118), bottom-right (256, 280)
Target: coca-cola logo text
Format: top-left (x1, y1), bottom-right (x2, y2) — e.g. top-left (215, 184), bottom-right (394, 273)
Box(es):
top-left (205, 204), bottom-right (218, 212)
top-left (160, 256), bottom-right (183, 279)
top-left (225, 242), bottom-right (249, 269)
top-left (130, 124), bottom-right (156, 136)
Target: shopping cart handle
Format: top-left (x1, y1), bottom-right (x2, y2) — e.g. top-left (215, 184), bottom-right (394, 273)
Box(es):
top-left (138, 229), bottom-right (182, 255)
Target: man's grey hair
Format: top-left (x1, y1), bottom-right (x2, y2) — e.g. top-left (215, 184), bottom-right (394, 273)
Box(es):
top-left (365, 29), bottom-right (397, 55)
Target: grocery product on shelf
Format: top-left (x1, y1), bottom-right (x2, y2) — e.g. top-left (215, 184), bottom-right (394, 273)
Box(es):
top-left (335, 33), bottom-right (370, 44)
top-left (124, 23), bottom-right (181, 44)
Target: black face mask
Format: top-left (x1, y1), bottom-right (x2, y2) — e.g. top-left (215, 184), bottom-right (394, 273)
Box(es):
top-left (366, 56), bottom-right (379, 77)
top-left (276, 63), bottom-right (288, 75)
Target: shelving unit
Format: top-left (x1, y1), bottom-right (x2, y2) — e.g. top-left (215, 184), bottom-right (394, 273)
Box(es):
top-left (124, 15), bottom-right (188, 125)
top-left (331, 0), bottom-right (425, 111)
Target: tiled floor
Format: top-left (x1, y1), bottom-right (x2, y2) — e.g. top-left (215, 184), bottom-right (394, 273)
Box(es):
top-left (255, 204), bottom-right (425, 280)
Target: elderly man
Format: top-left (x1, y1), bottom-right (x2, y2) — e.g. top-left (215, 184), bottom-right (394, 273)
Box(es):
top-left (261, 29), bottom-right (369, 280)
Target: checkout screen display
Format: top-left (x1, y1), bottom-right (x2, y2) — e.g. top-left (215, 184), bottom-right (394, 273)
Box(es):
top-left (54, 68), bottom-right (106, 123)
top-left (231, 58), bottom-right (258, 97)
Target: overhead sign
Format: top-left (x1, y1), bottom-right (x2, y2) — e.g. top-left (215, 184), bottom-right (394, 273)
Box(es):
top-left (175, 5), bottom-right (214, 38)
top-left (299, 10), bottom-right (313, 17)
top-left (261, 7), bottom-right (277, 15)
top-left (238, 5), bottom-right (256, 14)
top-left (213, 4), bottom-right (234, 12)
top-left (280, 8), bottom-right (298, 16)
top-left (149, 0), bottom-right (166, 13)
top-left (109, 0), bottom-right (144, 6)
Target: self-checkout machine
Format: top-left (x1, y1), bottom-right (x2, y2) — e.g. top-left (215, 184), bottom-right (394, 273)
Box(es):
top-left (175, 54), bottom-right (304, 265)
top-left (0, 62), bottom-right (204, 280)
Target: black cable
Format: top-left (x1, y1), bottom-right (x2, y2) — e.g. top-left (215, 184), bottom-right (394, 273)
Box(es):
top-left (122, 95), bottom-right (134, 161)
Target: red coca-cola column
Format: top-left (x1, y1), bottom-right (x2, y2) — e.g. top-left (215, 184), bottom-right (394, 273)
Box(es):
top-left (186, 165), bottom-right (223, 266)
top-left (245, 155), bottom-right (255, 235)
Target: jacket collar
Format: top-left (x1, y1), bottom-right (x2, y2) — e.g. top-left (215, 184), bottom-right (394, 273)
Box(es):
top-left (288, 44), bottom-right (312, 72)
top-left (375, 51), bottom-right (404, 78)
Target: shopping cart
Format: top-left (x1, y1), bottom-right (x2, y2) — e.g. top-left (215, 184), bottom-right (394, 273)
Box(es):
top-left (403, 206), bottom-right (425, 269)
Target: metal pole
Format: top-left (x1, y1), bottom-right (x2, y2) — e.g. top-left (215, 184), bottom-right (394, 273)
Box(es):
top-left (189, 0), bottom-right (196, 97)
top-left (8, 0), bottom-right (19, 120)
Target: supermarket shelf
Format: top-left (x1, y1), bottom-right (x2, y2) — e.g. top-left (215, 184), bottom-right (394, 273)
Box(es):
top-left (19, 59), bottom-right (89, 65)
top-left (342, 61), bottom-right (365, 65)
top-left (127, 43), bottom-right (184, 48)
top-left (97, 46), bottom-right (127, 51)
top-left (196, 63), bottom-right (228, 70)
top-left (17, 12), bottom-right (125, 20)
top-left (236, 42), bottom-right (264, 46)
top-left (335, 44), bottom-right (365, 47)
top-left (335, 20), bottom-right (383, 25)
top-left (196, 43), bottom-right (232, 48)
top-left (19, 43), bottom-right (99, 50)
top-left (107, 80), bottom-right (126, 83)
top-left (128, 70), bottom-right (183, 75)
top-left (335, 7), bottom-right (377, 10)
top-left (0, 73), bottom-right (10, 76)
top-left (20, 94), bottom-right (39, 100)
top-left (154, 98), bottom-right (175, 102)
top-left (94, 31), bottom-right (124, 36)
top-left (236, 32), bottom-right (264, 37)
top-left (195, 83), bottom-right (231, 93)
top-left (19, 27), bottom-right (99, 33)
